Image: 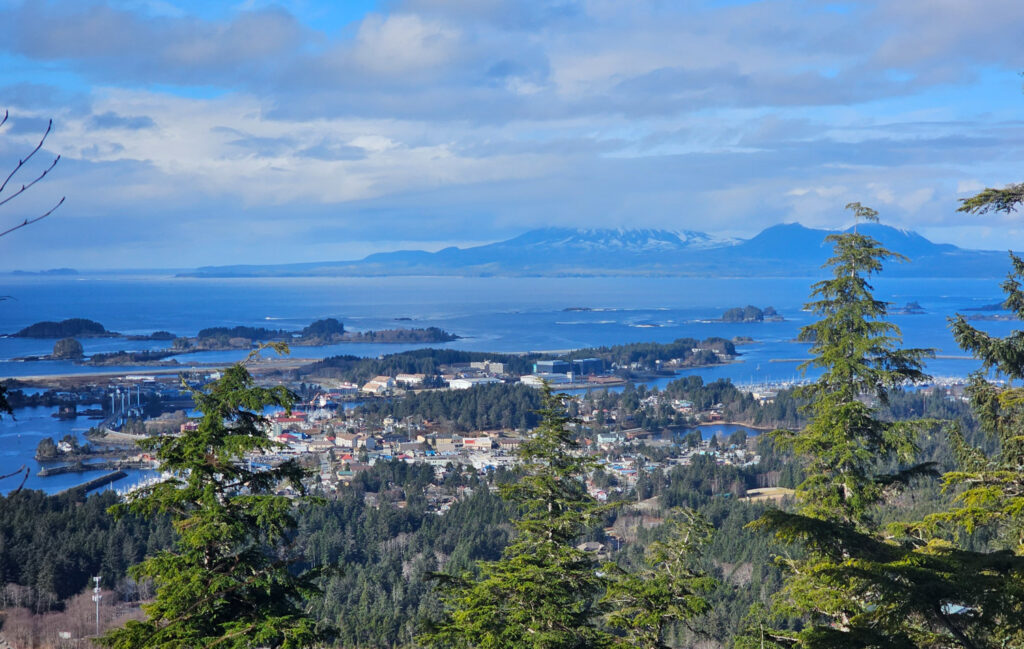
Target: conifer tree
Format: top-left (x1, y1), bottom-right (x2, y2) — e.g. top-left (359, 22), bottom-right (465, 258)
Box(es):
top-left (100, 346), bottom-right (329, 648)
top-left (421, 385), bottom-right (615, 649)
top-left (749, 204), bottom-right (950, 647)
top-left (901, 184), bottom-right (1024, 648)
top-left (601, 508), bottom-right (716, 649)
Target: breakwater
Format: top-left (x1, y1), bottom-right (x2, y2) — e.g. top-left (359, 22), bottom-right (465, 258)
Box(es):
top-left (38, 460), bottom-right (151, 476)
top-left (56, 470), bottom-right (128, 496)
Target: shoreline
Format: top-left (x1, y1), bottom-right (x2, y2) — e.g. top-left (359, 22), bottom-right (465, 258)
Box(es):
top-left (6, 358), bottom-right (317, 387)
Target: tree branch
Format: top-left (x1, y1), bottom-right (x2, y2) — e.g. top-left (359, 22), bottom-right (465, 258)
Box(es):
top-left (0, 465), bottom-right (30, 494)
top-left (0, 196), bottom-right (64, 238)
top-left (1, 111), bottom-right (64, 237)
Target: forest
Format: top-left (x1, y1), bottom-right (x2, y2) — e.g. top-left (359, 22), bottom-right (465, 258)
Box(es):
top-left (356, 382), bottom-right (543, 431)
top-left (297, 336), bottom-right (736, 386)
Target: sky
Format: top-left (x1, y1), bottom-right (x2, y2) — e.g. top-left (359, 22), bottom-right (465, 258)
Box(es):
top-left (0, 0), bottom-right (1022, 269)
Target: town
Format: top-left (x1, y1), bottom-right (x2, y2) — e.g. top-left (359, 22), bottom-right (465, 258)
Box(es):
top-left (19, 339), bottom-right (782, 503)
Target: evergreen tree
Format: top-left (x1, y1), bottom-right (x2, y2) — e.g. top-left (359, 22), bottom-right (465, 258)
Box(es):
top-left (905, 185), bottom-right (1024, 648)
top-left (100, 347), bottom-right (330, 648)
top-left (602, 508), bottom-right (717, 649)
top-left (749, 204), bottom-right (949, 648)
top-left (421, 385), bottom-right (615, 649)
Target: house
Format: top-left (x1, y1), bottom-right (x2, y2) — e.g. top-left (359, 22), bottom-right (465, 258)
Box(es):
top-left (334, 432), bottom-right (360, 448)
top-left (395, 373), bottom-right (426, 386)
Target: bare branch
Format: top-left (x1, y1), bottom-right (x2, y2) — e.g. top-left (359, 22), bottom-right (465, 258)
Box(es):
top-left (0, 196), bottom-right (64, 238)
top-left (0, 117), bottom-right (53, 196)
top-left (0, 465), bottom-right (30, 495)
top-left (0, 152), bottom-right (62, 209)
top-left (1, 112), bottom-right (63, 238)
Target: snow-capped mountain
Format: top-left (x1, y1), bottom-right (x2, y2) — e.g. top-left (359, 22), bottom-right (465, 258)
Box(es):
top-left (185, 224), bottom-right (1005, 278)
top-left (472, 227), bottom-right (739, 254)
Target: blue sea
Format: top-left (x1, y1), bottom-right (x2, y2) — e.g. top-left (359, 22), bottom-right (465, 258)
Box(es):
top-left (1, 273), bottom-right (1018, 494)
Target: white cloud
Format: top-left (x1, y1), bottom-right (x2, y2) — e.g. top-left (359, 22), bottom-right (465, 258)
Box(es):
top-left (2, 0), bottom-right (1024, 268)
top-left (352, 13), bottom-right (462, 75)
top-left (956, 179), bottom-right (984, 194)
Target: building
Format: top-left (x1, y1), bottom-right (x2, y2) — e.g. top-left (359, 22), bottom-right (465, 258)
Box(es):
top-left (361, 376), bottom-right (395, 395)
top-left (498, 438), bottom-right (522, 452)
top-left (533, 359), bottom-right (571, 374)
top-left (434, 436), bottom-right (459, 453)
top-left (461, 436), bottom-right (494, 450)
top-left (334, 432), bottom-right (360, 448)
top-left (395, 373), bottom-right (426, 386)
top-left (448, 377), bottom-right (503, 390)
top-left (520, 373), bottom-right (573, 387)
top-left (470, 360), bottom-right (506, 374)
top-left (571, 358), bottom-right (604, 375)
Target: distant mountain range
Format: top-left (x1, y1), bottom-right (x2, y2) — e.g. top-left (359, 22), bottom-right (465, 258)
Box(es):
top-left (182, 223), bottom-right (1011, 278)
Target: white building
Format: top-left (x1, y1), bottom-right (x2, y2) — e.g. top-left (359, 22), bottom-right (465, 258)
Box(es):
top-left (520, 373), bottom-right (573, 387)
top-left (449, 377), bottom-right (503, 390)
top-left (361, 376), bottom-right (395, 394)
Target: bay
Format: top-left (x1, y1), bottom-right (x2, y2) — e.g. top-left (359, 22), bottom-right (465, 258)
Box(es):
top-left (0, 273), bottom-right (1017, 494)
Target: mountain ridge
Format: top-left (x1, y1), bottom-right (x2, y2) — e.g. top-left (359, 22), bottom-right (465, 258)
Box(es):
top-left (183, 223), bottom-right (1007, 278)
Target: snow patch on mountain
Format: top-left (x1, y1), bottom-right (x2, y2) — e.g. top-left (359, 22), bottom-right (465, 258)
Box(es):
top-left (506, 227), bottom-right (739, 253)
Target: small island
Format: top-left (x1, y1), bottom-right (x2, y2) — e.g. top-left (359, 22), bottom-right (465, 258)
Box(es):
top-left (894, 301), bottom-right (926, 315)
top-left (10, 268), bottom-right (79, 276)
top-left (10, 318), bottom-right (116, 338)
top-left (52, 337), bottom-right (85, 359)
top-left (964, 300), bottom-right (1010, 312)
top-left (720, 305), bottom-right (783, 323)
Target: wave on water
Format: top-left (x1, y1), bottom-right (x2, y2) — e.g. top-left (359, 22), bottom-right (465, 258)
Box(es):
top-left (555, 320), bottom-right (617, 326)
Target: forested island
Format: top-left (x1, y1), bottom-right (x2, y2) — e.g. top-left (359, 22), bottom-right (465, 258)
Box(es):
top-left (719, 305), bottom-right (782, 322)
top-left (168, 320), bottom-right (458, 352)
top-left (9, 318), bottom-right (115, 338)
top-left (8, 318), bottom-right (460, 367)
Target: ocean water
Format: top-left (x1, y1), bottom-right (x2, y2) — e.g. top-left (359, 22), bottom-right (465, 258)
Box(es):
top-left (1, 273), bottom-right (1019, 494)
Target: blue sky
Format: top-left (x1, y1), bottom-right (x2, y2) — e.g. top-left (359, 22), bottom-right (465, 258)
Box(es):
top-left (0, 0), bottom-right (1022, 269)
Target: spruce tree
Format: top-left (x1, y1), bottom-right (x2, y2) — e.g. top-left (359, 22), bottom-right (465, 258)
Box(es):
top-left (904, 184), bottom-right (1024, 648)
top-left (421, 385), bottom-right (615, 649)
top-left (601, 508), bottom-right (716, 649)
top-left (746, 193), bottom-right (1024, 649)
top-left (749, 204), bottom-right (947, 648)
top-left (100, 347), bottom-right (329, 648)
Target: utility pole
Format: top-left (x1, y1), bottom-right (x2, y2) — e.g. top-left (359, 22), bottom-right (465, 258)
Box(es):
top-left (92, 576), bottom-right (102, 636)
